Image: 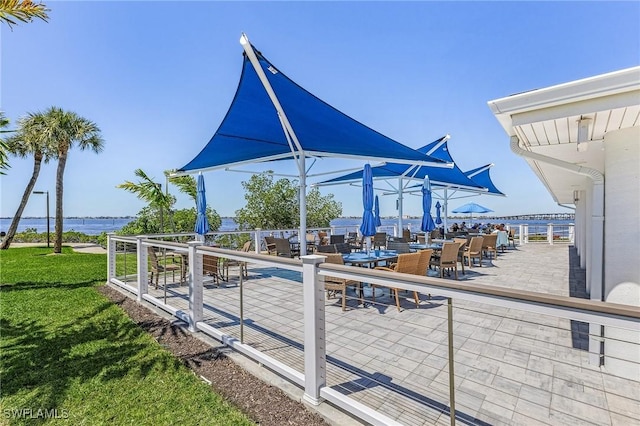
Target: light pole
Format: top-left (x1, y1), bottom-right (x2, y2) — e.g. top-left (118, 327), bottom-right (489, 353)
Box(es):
top-left (33, 190), bottom-right (50, 248)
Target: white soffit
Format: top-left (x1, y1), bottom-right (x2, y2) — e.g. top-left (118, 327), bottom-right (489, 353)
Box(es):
top-left (488, 66), bottom-right (640, 204)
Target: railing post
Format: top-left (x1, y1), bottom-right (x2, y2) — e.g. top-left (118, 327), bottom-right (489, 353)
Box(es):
top-left (137, 236), bottom-right (148, 302)
top-left (569, 224), bottom-right (575, 244)
top-left (254, 228), bottom-right (261, 254)
top-left (522, 224), bottom-right (528, 244)
top-left (301, 254), bottom-right (327, 405)
top-left (188, 241), bottom-right (203, 332)
top-left (447, 297), bottom-right (456, 425)
top-left (107, 233), bottom-right (116, 282)
top-left (547, 223), bottom-right (554, 245)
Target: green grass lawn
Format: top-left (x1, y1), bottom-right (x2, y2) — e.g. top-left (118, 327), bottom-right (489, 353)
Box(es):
top-left (0, 247), bottom-right (252, 425)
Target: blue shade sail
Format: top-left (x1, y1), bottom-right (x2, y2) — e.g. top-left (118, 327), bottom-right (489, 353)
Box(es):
top-left (360, 164), bottom-right (376, 237)
top-left (465, 164), bottom-right (505, 196)
top-left (178, 45), bottom-right (447, 173)
top-left (318, 136), bottom-right (483, 190)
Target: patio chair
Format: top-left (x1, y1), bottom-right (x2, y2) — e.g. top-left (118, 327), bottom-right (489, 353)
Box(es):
top-left (148, 247), bottom-right (182, 289)
top-left (346, 232), bottom-right (361, 250)
top-left (495, 230), bottom-right (509, 253)
top-left (334, 242), bottom-right (352, 254)
top-left (430, 242), bottom-right (460, 279)
top-left (482, 233), bottom-right (498, 260)
top-left (415, 249), bottom-right (434, 300)
top-left (330, 234), bottom-right (345, 244)
top-left (322, 253), bottom-right (362, 311)
top-left (463, 236), bottom-right (484, 268)
top-left (416, 234), bottom-right (426, 244)
top-left (373, 252), bottom-right (421, 311)
top-left (316, 244), bottom-right (337, 253)
top-left (453, 238), bottom-right (468, 274)
top-left (305, 233), bottom-right (317, 253)
top-left (402, 228), bottom-right (411, 242)
top-left (318, 231), bottom-right (329, 246)
top-left (221, 240), bottom-right (251, 280)
top-left (508, 228), bottom-right (516, 248)
top-left (274, 238), bottom-right (295, 258)
top-left (415, 249), bottom-right (433, 277)
top-left (373, 232), bottom-right (387, 249)
top-left (386, 241), bottom-right (411, 254)
top-left (264, 236), bottom-right (277, 255)
top-left (203, 254), bottom-right (223, 285)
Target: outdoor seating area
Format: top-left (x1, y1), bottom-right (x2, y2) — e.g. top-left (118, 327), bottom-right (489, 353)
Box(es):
top-left (109, 236), bottom-right (639, 426)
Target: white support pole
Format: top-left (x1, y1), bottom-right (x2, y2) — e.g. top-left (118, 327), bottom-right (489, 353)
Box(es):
top-left (519, 224), bottom-right (525, 245)
top-left (136, 236), bottom-right (148, 302)
top-left (443, 188), bottom-right (449, 234)
top-left (547, 224), bottom-right (554, 245)
top-left (397, 177), bottom-right (404, 234)
top-left (301, 255), bottom-right (327, 405)
top-left (254, 228), bottom-right (261, 254)
top-left (300, 157), bottom-right (307, 256)
top-left (107, 233), bottom-right (116, 282)
top-left (188, 241), bottom-right (203, 332)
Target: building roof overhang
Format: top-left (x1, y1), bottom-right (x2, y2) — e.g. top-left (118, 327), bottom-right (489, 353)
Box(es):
top-left (487, 66), bottom-right (640, 204)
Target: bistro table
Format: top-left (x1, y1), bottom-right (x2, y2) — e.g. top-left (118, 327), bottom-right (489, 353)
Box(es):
top-left (342, 250), bottom-right (399, 299)
top-left (342, 250), bottom-right (399, 268)
top-left (409, 242), bottom-right (444, 252)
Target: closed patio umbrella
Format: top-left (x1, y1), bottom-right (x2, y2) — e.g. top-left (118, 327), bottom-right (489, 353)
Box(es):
top-left (374, 195), bottom-right (382, 228)
top-left (420, 177), bottom-right (436, 233)
top-left (435, 201), bottom-right (442, 225)
top-left (195, 173), bottom-right (209, 242)
top-left (360, 164), bottom-right (376, 251)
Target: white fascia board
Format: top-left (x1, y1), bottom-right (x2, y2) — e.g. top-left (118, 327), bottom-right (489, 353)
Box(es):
top-left (511, 90), bottom-right (640, 128)
top-left (488, 66), bottom-right (640, 134)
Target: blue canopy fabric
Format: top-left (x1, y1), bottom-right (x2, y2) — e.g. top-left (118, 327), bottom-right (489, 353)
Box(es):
top-left (420, 177), bottom-right (436, 233)
top-left (195, 174), bottom-right (209, 236)
top-left (178, 44), bottom-right (448, 173)
top-left (465, 164), bottom-right (505, 196)
top-left (374, 195), bottom-right (382, 227)
top-left (435, 201), bottom-right (442, 225)
top-left (360, 164), bottom-right (376, 237)
top-left (318, 136), bottom-right (483, 190)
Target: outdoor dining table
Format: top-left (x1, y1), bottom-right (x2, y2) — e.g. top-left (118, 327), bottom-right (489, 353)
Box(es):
top-left (342, 250), bottom-right (399, 268)
top-left (409, 242), bottom-right (443, 251)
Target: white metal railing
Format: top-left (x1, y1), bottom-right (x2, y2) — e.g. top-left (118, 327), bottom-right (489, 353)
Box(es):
top-left (106, 231), bottom-right (637, 426)
top-left (511, 223), bottom-right (574, 245)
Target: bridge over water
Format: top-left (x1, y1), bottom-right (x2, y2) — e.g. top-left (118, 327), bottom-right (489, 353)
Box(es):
top-left (484, 213), bottom-right (575, 221)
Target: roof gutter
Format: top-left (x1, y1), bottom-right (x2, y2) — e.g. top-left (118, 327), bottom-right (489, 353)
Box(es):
top-left (509, 136), bottom-right (604, 303)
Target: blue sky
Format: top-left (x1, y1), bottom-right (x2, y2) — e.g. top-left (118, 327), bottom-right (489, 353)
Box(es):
top-left (2, 1), bottom-right (639, 219)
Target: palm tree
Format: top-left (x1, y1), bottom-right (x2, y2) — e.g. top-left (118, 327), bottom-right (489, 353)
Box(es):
top-left (0, 0), bottom-right (49, 28)
top-left (0, 112), bottom-right (56, 249)
top-left (42, 107), bottom-right (104, 253)
top-left (0, 111), bottom-right (11, 175)
top-left (118, 169), bottom-right (174, 233)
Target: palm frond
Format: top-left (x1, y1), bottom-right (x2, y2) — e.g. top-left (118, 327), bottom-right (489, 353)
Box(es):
top-left (0, 0), bottom-right (50, 28)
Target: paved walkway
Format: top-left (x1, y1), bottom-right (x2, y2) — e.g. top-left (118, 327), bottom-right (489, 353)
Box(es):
top-left (125, 242), bottom-right (639, 426)
top-left (10, 242), bottom-right (107, 254)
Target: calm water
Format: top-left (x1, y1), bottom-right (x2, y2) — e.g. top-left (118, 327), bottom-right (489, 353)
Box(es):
top-left (1, 217), bottom-right (573, 236)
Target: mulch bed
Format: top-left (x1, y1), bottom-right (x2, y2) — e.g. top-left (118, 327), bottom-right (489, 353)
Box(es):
top-left (98, 285), bottom-right (329, 426)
